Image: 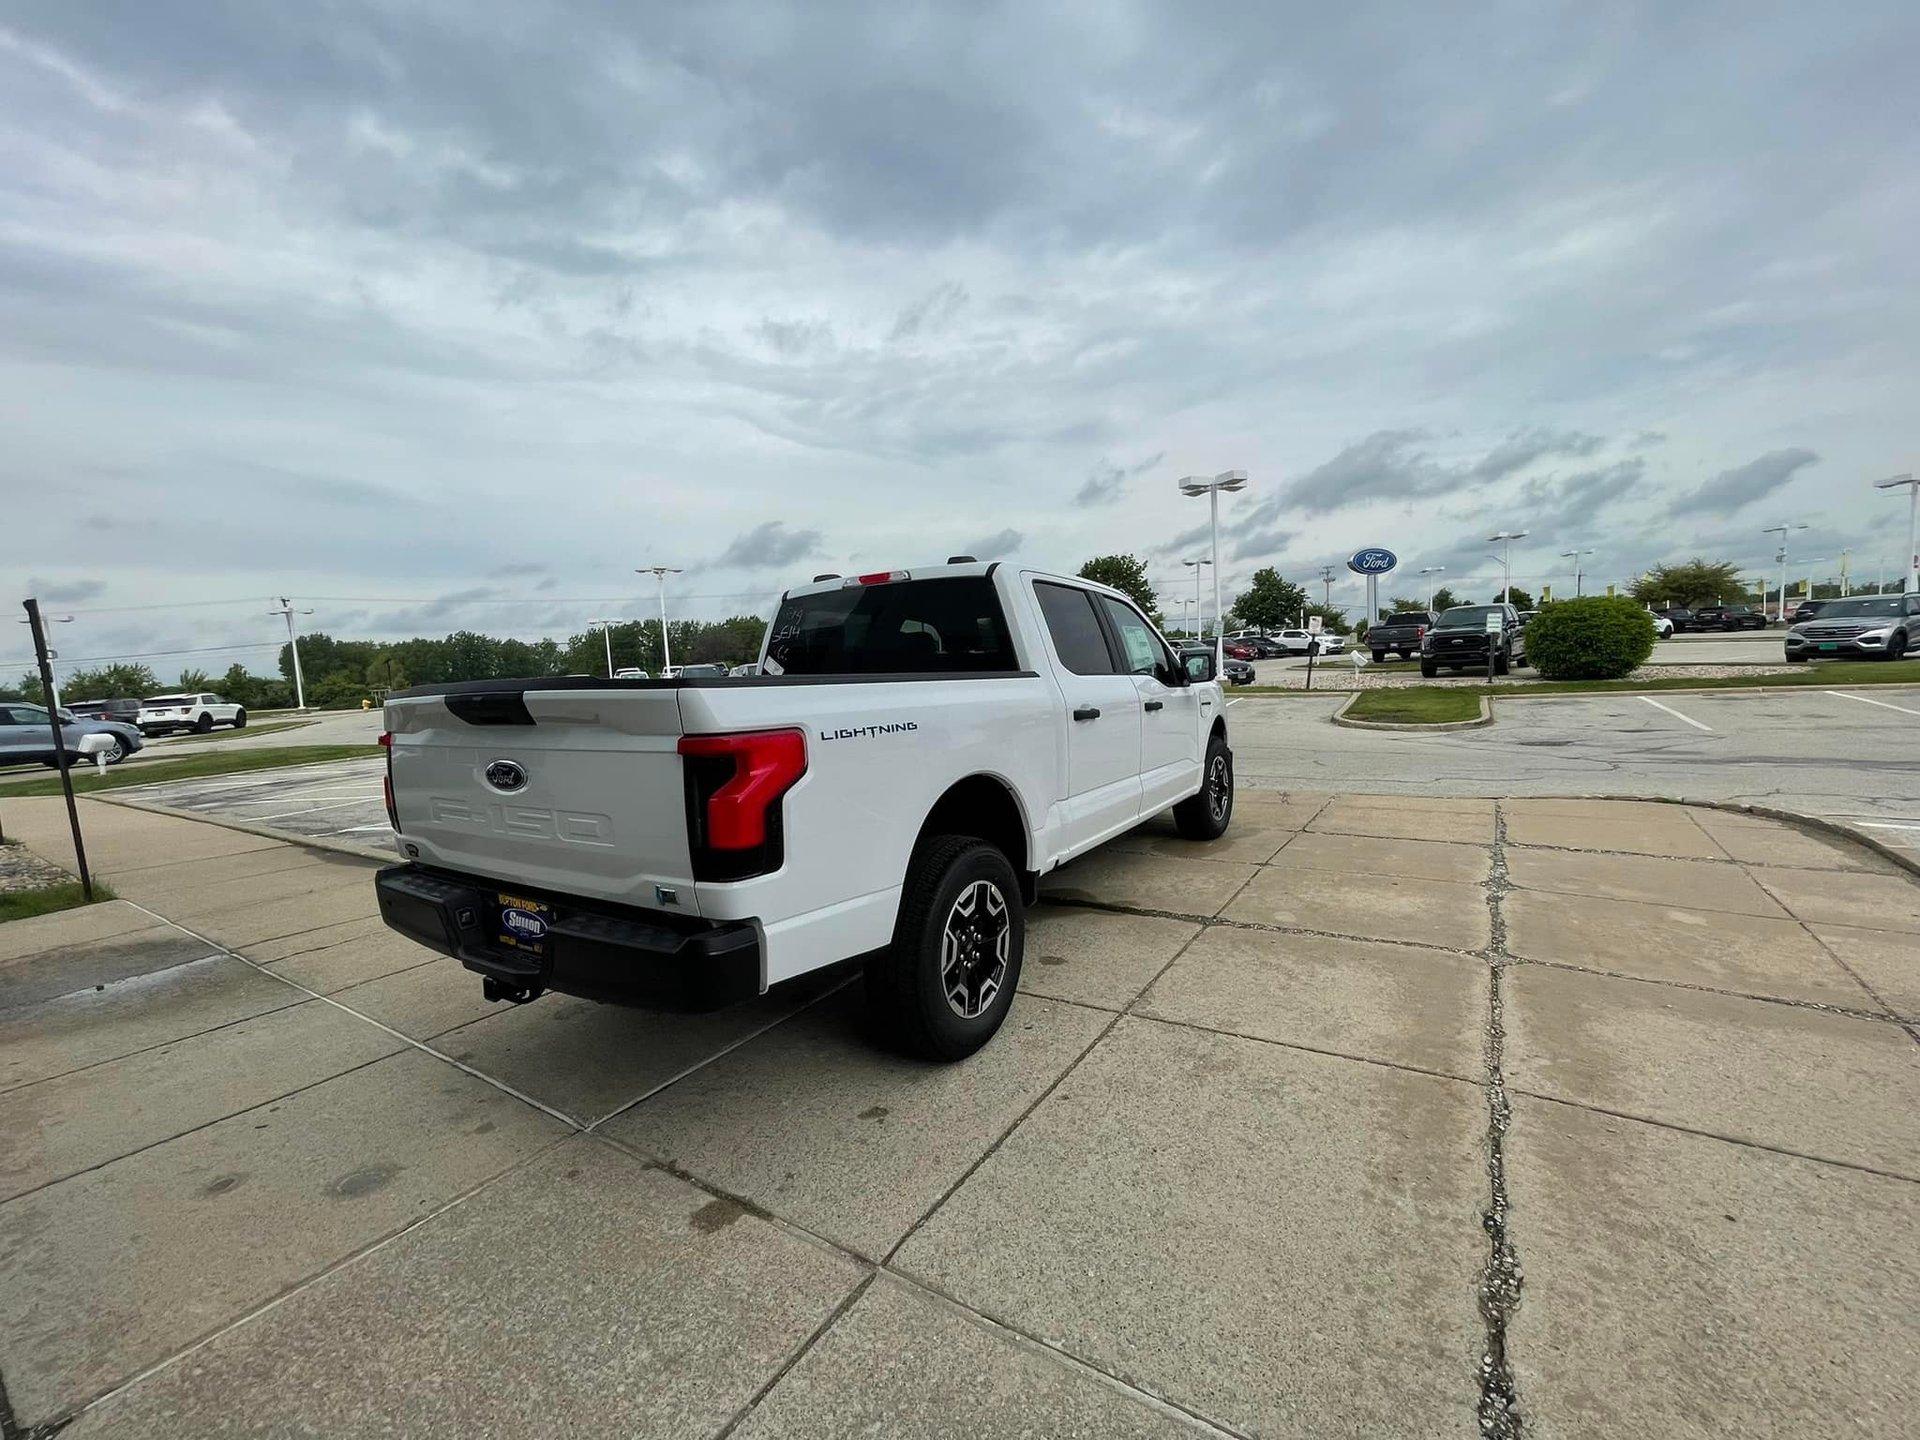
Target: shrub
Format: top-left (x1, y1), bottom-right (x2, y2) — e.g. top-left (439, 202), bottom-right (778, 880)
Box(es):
top-left (1525, 596), bottom-right (1656, 680)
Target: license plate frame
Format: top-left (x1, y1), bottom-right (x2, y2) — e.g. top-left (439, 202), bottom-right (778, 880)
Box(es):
top-left (1819, 643), bottom-right (1839, 652)
top-left (493, 891), bottom-right (554, 958)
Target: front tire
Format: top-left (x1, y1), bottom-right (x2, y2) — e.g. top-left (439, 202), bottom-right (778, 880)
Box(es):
top-left (1420, 660), bottom-right (1437, 677)
top-left (232, 709), bottom-right (248, 729)
top-left (1886, 632), bottom-right (1908, 662)
top-left (1371, 650), bottom-right (1385, 663)
top-left (1173, 731), bottom-right (1233, 840)
top-left (866, 835), bottom-right (1023, 1061)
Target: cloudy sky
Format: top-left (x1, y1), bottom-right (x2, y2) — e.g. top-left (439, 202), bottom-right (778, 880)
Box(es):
top-left (4, 2), bottom-right (1917, 674)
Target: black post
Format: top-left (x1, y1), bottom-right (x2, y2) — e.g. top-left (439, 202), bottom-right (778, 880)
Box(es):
top-left (23, 598), bottom-right (93, 900)
top-left (1304, 639), bottom-right (1316, 691)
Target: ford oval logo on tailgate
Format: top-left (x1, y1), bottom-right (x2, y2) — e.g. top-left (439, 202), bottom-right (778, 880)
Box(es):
top-left (484, 759), bottom-right (528, 792)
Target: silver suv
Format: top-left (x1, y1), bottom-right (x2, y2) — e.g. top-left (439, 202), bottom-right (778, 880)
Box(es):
top-left (0, 703), bottom-right (146, 767)
top-left (1784, 594), bottom-right (1917, 662)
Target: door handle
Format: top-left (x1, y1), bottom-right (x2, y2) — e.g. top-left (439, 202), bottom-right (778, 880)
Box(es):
top-left (1073, 706), bottom-right (1101, 721)
top-left (1143, 700), bottom-right (1163, 712)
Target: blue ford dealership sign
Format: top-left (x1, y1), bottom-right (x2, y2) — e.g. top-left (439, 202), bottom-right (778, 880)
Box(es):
top-left (1347, 547), bottom-right (1398, 575)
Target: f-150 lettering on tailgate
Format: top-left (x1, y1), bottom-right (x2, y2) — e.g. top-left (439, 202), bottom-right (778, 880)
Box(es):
top-left (428, 796), bottom-right (615, 845)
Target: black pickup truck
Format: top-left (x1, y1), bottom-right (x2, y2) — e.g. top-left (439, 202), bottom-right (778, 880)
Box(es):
top-left (1420, 604), bottom-right (1529, 676)
top-left (1367, 610), bottom-right (1433, 662)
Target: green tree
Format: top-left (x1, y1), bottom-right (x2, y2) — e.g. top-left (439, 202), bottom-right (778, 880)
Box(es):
top-left (177, 667), bottom-right (213, 691)
top-left (63, 663), bottom-right (161, 700)
top-left (1077, 555), bottom-right (1159, 621)
top-left (1231, 568), bottom-right (1308, 631)
top-left (1490, 586), bottom-right (1535, 609)
top-left (308, 671), bottom-right (371, 708)
top-left (1303, 603), bottom-right (1350, 635)
top-left (366, 653), bottom-right (410, 692)
top-left (1428, 586), bottom-right (1463, 614)
top-left (1628, 559), bottom-right (1746, 608)
top-left (440, 631), bottom-right (503, 682)
top-left (219, 664), bottom-right (291, 711)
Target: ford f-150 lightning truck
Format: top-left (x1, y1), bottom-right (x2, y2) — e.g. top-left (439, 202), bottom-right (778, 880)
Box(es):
top-left (374, 562), bottom-right (1234, 1059)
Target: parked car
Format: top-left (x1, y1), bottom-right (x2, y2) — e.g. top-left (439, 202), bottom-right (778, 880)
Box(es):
top-left (375, 561), bottom-right (1235, 1060)
top-left (1691, 604), bottom-right (1769, 631)
top-left (1367, 611), bottom-right (1433, 662)
top-left (1420, 604), bottom-right (1529, 676)
top-left (1183, 644), bottom-right (1253, 686)
top-left (67, 696), bottom-right (143, 723)
top-left (1311, 632), bottom-right (1346, 654)
top-left (612, 667), bottom-right (651, 680)
top-left (137, 692), bottom-right (246, 736)
top-left (1646, 612), bottom-right (1675, 639)
top-left (1784, 594), bottom-right (1918, 662)
top-left (1654, 606), bottom-right (1694, 633)
top-left (1786, 600), bottom-right (1828, 625)
top-left (729, 663), bottom-right (762, 678)
top-left (1224, 630), bottom-right (1288, 659)
top-left (0, 703), bottom-right (144, 767)
top-left (675, 663), bottom-right (732, 678)
top-left (1221, 640), bottom-right (1257, 661)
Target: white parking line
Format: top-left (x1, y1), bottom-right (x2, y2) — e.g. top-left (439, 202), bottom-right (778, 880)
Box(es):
top-left (1857, 821), bottom-right (1920, 831)
top-left (246, 797), bottom-right (383, 822)
top-left (1225, 698), bottom-right (1241, 707)
top-left (1826, 690), bottom-right (1920, 717)
top-left (1639, 696), bottom-right (1713, 732)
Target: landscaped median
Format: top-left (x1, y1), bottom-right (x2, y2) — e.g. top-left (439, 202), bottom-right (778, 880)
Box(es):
top-left (0, 744), bottom-right (380, 798)
top-left (1247, 657), bottom-right (1920, 699)
top-left (1335, 690), bottom-right (1491, 729)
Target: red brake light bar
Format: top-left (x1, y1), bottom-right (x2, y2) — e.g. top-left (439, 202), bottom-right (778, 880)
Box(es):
top-left (846, 570), bottom-right (909, 586)
top-left (379, 732), bottom-right (398, 830)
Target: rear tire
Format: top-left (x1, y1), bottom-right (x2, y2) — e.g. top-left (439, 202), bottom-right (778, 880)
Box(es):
top-left (1785, 653), bottom-right (1807, 664)
top-left (866, 835), bottom-right (1023, 1061)
top-left (193, 713), bottom-right (214, 734)
top-left (1173, 730), bottom-right (1234, 841)
top-left (232, 709), bottom-right (247, 729)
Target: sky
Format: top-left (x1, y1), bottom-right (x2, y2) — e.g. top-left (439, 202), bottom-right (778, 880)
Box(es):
top-left (4, 1), bottom-right (1917, 677)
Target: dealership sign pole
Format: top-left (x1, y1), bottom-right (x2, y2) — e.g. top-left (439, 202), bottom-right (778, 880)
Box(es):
top-left (22, 598), bottom-right (94, 901)
top-left (1347, 547), bottom-right (1398, 630)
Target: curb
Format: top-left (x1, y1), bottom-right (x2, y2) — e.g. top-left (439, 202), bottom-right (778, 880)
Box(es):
top-left (1331, 694), bottom-right (1493, 731)
top-left (91, 791), bottom-right (398, 865)
top-left (1597, 793), bottom-right (1920, 882)
top-left (1232, 681), bottom-right (1920, 701)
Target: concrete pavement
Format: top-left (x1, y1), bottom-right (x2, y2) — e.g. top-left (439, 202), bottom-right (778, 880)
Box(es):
top-left (0, 793), bottom-right (1913, 1436)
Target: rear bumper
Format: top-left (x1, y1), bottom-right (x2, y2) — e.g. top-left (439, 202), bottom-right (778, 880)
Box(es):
top-left (375, 864), bottom-right (761, 1011)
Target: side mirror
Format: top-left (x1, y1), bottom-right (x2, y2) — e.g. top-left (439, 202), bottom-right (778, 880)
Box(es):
top-left (1184, 653), bottom-right (1215, 683)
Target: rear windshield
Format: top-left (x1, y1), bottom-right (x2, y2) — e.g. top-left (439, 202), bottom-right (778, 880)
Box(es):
top-left (765, 577), bottom-right (1017, 676)
top-left (142, 695), bottom-right (193, 705)
top-left (1438, 606), bottom-right (1503, 625)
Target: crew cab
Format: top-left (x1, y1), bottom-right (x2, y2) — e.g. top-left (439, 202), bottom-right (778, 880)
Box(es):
top-left (137, 692), bottom-right (247, 735)
top-left (373, 563), bottom-right (1234, 1059)
top-left (1368, 611), bottom-right (1433, 662)
top-left (1420, 604), bottom-right (1529, 676)
top-left (1692, 604), bottom-right (1769, 631)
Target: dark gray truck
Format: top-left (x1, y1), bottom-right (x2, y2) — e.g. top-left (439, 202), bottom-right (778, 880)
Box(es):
top-left (1368, 610), bottom-right (1432, 662)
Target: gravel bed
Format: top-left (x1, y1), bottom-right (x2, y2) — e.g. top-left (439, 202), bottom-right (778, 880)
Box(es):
top-left (0, 840), bottom-right (75, 895)
top-left (1247, 663), bottom-right (1801, 692)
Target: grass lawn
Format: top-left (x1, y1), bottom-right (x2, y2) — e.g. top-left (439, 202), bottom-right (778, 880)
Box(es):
top-left (1343, 689), bottom-right (1484, 724)
top-left (0, 879), bottom-right (116, 924)
top-left (0, 744), bottom-right (380, 798)
top-left (1242, 657), bottom-right (1920, 698)
top-left (148, 719), bottom-right (313, 746)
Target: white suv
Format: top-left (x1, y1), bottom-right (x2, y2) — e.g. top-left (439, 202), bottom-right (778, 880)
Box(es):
top-left (137, 692), bottom-right (247, 736)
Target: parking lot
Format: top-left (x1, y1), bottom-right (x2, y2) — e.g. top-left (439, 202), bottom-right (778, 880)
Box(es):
top-left (1, 786), bottom-right (1915, 1437)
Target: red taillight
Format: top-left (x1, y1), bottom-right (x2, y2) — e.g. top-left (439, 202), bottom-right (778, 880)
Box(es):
top-left (1415, 625), bottom-right (1426, 639)
top-left (379, 731), bottom-right (398, 830)
top-left (678, 728), bottom-right (807, 861)
top-left (848, 570), bottom-right (908, 586)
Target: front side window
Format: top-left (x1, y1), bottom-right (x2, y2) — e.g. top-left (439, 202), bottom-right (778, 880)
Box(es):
top-left (1034, 582), bottom-right (1117, 675)
top-left (1098, 596), bottom-right (1168, 677)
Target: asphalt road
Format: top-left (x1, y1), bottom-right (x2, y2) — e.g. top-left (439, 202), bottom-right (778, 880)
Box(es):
top-left (1255, 629), bottom-right (1785, 676)
top-left (1226, 685), bottom-right (1920, 857)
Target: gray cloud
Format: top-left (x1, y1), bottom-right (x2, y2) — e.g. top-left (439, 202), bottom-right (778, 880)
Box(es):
top-left (959, 528), bottom-right (1022, 559)
top-left (714, 522), bottom-right (822, 570)
top-left (1669, 448), bottom-right (1820, 517)
top-left (1075, 451), bottom-right (1165, 507)
top-left (26, 576), bottom-right (106, 603)
top-left (1470, 429), bottom-right (1604, 483)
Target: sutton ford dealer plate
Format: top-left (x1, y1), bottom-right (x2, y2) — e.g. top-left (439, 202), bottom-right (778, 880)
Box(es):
top-left (494, 891), bottom-right (553, 958)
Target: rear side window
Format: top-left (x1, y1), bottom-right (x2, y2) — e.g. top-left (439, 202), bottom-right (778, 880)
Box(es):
top-left (764, 577), bottom-right (1017, 676)
top-left (1034, 582), bottom-right (1117, 675)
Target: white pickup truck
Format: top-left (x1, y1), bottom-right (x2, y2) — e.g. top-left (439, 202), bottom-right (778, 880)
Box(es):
top-left (374, 562), bottom-right (1234, 1058)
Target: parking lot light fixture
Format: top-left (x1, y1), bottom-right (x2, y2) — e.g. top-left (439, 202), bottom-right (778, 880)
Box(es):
top-left (1416, 566), bottom-right (1444, 613)
top-left (15, 612), bottom-right (72, 709)
top-left (268, 598), bottom-right (315, 711)
top-left (636, 566), bottom-right (683, 673)
top-left (1181, 557), bottom-right (1212, 640)
top-left (1761, 523), bottom-right (1809, 620)
top-left (1876, 474), bottom-right (1918, 595)
top-left (1486, 531), bottom-right (1529, 604)
top-left (1559, 548), bottom-right (1595, 597)
top-left (1179, 471), bottom-right (1248, 664)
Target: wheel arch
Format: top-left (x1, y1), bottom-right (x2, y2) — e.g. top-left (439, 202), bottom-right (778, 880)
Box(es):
top-left (915, 773), bottom-right (1037, 904)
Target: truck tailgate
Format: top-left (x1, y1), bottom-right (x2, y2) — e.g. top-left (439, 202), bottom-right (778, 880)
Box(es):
top-left (385, 685), bottom-right (699, 915)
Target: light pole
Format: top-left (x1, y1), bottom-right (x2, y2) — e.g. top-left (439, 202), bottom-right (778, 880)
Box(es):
top-left (1487, 531), bottom-right (1529, 604)
top-left (1559, 548), bottom-right (1594, 597)
top-left (1181, 557), bottom-right (1213, 639)
top-left (16, 613), bottom-right (73, 709)
top-left (1761, 524), bottom-right (1808, 621)
top-left (635, 566), bottom-right (683, 673)
top-left (1417, 566), bottom-right (1445, 613)
top-left (1838, 549), bottom-right (1851, 597)
top-left (1876, 474), bottom-right (1918, 595)
top-left (589, 617), bottom-right (623, 678)
top-left (1179, 471), bottom-right (1249, 669)
top-left (1318, 565), bottom-right (1336, 610)
top-left (268, 597), bottom-right (315, 710)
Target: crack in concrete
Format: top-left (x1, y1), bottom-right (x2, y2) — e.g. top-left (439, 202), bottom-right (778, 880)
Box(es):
top-left (1476, 804), bottom-right (1524, 1439)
